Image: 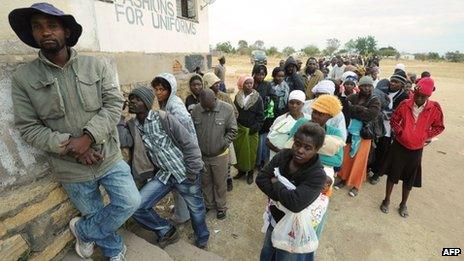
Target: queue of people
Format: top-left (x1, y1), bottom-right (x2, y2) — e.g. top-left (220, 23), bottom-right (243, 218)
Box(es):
top-left (8, 3), bottom-right (445, 261)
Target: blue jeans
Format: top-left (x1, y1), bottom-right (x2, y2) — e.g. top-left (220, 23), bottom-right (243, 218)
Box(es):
top-left (256, 132), bottom-right (270, 168)
top-left (132, 175), bottom-right (210, 246)
top-left (172, 191), bottom-right (190, 223)
top-left (260, 226), bottom-right (314, 261)
top-left (62, 160), bottom-right (141, 257)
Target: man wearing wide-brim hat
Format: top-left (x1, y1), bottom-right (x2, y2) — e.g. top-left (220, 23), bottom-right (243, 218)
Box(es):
top-left (9, 3), bottom-right (140, 260)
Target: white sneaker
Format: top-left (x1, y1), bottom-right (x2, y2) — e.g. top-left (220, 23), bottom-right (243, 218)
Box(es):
top-left (69, 217), bottom-right (95, 259)
top-left (110, 244), bottom-right (127, 261)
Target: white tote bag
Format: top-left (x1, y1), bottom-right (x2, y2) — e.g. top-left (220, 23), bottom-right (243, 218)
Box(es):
top-left (270, 168), bottom-right (319, 253)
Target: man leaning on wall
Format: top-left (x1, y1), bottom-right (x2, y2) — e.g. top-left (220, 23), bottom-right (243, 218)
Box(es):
top-left (8, 3), bottom-right (141, 261)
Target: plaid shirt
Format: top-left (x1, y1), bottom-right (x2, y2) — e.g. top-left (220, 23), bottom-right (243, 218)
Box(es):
top-left (136, 110), bottom-right (186, 184)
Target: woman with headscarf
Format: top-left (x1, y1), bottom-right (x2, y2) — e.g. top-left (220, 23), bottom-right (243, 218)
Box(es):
top-left (302, 80), bottom-right (347, 141)
top-left (291, 95), bottom-right (345, 168)
top-left (266, 90), bottom-right (309, 160)
top-left (334, 76), bottom-right (381, 197)
top-left (339, 71), bottom-right (359, 127)
top-left (233, 76), bottom-right (264, 184)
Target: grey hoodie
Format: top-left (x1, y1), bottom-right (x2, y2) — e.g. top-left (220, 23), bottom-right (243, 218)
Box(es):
top-left (156, 73), bottom-right (197, 137)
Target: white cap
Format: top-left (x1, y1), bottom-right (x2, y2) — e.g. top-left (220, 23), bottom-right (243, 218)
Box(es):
top-left (395, 63), bottom-right (406, 71)
top-left (341, 71), bottom-right (358, 83)
top-left (288, 90), bottom-right (306, 103)
top-left (312, 80), bottom-right (335, 95)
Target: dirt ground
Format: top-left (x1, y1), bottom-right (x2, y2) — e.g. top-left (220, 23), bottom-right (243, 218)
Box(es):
top-left (177, 56), bottom-right (464, 261)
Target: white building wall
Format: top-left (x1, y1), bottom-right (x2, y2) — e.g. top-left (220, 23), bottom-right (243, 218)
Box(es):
top-left (95, 0), bottom-right (209, 53)
top-left (0, 0), bottom-right (210, 54)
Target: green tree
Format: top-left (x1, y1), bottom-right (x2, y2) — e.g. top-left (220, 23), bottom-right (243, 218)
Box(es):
top-left (237, 40), bottom-right (250, 55)
top-left (414, 53), bottom-right (427, 61)
top-left (237, 47), bottom-right (251, 55)
top-left (377, 46), bottom-right (400, 57)
top-left (445, 51), bottom-right (464, 62)
top-left (266, 46), bottom-right (279, 56)
top-left (215, 41), bottom-right (235, 53)
top-left (344, 36), bottom-right (377, 55)
top-left (282, 46), bottom-right (296, 56)
top-left (323, 38), bottom-right (340, 56)
top-left (344, 39), bottom-right (357, 53)
top-left (355, 36), bottom-right (377, 55)
top-left (301, 44), bottom-right (320, 56)
top-left (251, 40), bottom-right (265, 50)
top-left (427, 52), bottom-right (442, 60)
top-left (238, 40), bottom-right (248, 49)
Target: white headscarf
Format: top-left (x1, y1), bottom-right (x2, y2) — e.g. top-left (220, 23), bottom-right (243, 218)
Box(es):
top-left (312, 80), bottom-right (335, 95)
top-left (288, 90), bottom-right (306, 103)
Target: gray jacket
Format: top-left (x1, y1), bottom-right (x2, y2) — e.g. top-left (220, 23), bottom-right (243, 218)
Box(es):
top-left (11, 49), bottom-right (123, 183)
top-left (191, 101), bottom-right (237, 157)
top-left (118, 110), bottom-right (204, 181)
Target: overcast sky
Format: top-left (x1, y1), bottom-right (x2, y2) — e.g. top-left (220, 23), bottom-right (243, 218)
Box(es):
top-left (208, 0), bottom-right (464, 54)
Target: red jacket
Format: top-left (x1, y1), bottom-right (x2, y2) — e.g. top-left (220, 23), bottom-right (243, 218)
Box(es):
top-left (390, 99), bottom-right (444, 150)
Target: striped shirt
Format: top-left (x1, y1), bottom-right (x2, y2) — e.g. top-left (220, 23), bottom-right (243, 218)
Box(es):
top-left (136, 110), bottom-right (186, 184)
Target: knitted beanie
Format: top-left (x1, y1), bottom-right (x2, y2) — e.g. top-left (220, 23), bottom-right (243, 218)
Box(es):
top-left (311, 94), bottom-right (342, 117)
top-left (415, 77), bottom-right (435, 96)
top-left (358, 76), bottom-right (374, 86)
top-left (129, 86), bottom-right (154, 110)
top-left (390, 69), bottom-right (408, 85)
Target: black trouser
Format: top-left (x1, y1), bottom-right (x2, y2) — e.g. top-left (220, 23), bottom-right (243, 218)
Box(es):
top-left (370, 136), bottom-right (392, 176)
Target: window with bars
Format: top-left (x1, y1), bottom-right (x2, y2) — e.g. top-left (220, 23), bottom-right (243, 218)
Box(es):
top-left (176, 0), bottom-right (197, 21)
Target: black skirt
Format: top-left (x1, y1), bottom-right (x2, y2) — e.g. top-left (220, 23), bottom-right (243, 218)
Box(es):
top-left (381, 141), bottom-right (423, 189)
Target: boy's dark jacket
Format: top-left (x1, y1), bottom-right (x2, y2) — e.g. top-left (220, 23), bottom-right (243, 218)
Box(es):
top-left (117, 110), bottom-right (204, 182)
top-left (256, 149), bottom-right (326, 223)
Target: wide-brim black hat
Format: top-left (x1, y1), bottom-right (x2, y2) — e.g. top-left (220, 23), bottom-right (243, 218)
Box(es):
top-left (8, 2), bottom-right (82, 48)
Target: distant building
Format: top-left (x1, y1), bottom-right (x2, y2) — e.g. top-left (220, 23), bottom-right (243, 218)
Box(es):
top-left (401, 53), bottom-right (415, 60)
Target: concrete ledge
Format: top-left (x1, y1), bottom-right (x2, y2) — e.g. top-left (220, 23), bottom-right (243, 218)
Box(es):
top-left (62, 229), bottom-right (173, 261)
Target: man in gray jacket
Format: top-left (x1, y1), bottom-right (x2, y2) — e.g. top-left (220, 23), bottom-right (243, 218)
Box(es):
top-left (191, 89), bottom-right (237, 219)
top-left (118, 87), bottom-right (210, 249)
top-left (9, 3), bottom-right (140, 260)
